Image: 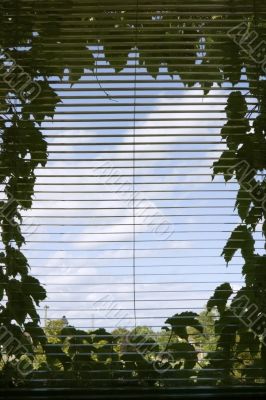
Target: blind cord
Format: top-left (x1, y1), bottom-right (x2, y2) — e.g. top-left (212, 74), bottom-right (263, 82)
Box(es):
top-left (132, 0), bottom-right (139, 330)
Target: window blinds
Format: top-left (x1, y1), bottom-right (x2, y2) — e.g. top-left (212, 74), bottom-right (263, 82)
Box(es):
top-left (0, 0), bottom-right (266, 397)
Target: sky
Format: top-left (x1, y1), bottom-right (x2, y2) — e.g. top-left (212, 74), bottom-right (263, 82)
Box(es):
top-left (17, 57), bottom-right (263, 332)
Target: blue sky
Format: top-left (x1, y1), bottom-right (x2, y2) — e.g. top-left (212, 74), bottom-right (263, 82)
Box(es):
top-left (18, 60), bottom-right (263, 331)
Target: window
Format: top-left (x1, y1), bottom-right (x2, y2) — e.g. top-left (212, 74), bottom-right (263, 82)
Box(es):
top-left (0, 1), bottom-right (266, 397)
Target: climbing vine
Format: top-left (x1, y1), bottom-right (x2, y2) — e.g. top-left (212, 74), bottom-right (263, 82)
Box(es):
top-left (0, 0), bottom-right (265, 388)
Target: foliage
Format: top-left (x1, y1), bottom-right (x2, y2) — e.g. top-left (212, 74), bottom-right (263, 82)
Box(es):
top-left (207, 86), bottom-right (266, 383)
top-left (0, 0), bottom-right (265, 388)
top-left (27, 319), bottom-right (205, 388)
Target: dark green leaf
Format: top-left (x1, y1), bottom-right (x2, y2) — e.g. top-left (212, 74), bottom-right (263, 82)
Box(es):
top-left (165, 312), bottom-right (203, 340)
top-left (207, 283), bottom-right (232, 315)
top-left (222, 225), bottom-right (255, 264)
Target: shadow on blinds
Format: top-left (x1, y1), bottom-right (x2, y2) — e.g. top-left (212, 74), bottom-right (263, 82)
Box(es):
top-left (0, 0), bottom-right (265, 396)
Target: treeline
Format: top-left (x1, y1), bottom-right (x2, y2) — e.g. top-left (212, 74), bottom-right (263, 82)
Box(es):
top-left (1, 309), bottom-right (263, 388)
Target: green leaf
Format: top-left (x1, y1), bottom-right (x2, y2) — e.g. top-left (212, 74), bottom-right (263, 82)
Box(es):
top-left (235, 188), bottom-right (252, 220)
top-left (245, 206), bottom-right (263, 230)
top-left (60, 325), bottom-right (77, 342)
top-left (68, 47), bottom-right (95, 85)
top-left (6, 280), bottom-right (27, 325)
top-left (126, 334), bottom-right (159, 354)
top-left (168, 342), bottom-right (198, 369)
top-left (0, 323), bottom-right (33, 360)
top-left (225, 91), bottom-right (248, 118)
top-left (212, 150), bottom-right (237, 181)
top-left (24, 322), bottom-right (47, 347)
top-left (192, 62), bottom-right (222, 95)
top-left (236, 329), bottom-right (260, 355)
top-left (23, 81), bottom-right (61, 124)
top-left (215, 310), bottom-right (240, 348)
top-left (220, 41), bottom-right (242, 84)
top-left (165, 312), bottom-right (203, 340)
top-left (222, 225), bottom-right (255, 264)
top-left (207, 283), bottom-right (233, 315)
top-left (5, 246), bottom-right (28, 277)
top-left (22, 276), bottom-right (46, 306)
top-left (44, 343), bottom-right (71, 369)
top-left (253, 113), bottom-right (266, 136)
top-left (243, 255), bottom-right (266, 287)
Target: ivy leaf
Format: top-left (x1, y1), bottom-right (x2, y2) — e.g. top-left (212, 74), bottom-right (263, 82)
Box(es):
top-left (221, 120), bottom-right (250, 150)
top-left (207, 283), bottom-right (232, 315)
top-left (222, 225), bottom-right (255, 264)
top-left (212, 150), bottom-right (236, 181)
top-left (68, 47), bottom-right (95, 85)
top-left (22, 276), bottom-right (46, 306)
top-left (23, 81), bottom-right (61, 124)
top-left (60, 325), bottom-right (77, 342)
top-left (243, 255), bottom-right (266, 287)
top-left (24, 296), bottom-right (40, 322)
top-left (25, 322), bottom-right (47, 347)
top-left (245, 206), bottom-right (263, 231)
top-left (236, 329), bottom-right (260, 355)
top-left (1, 323), bottom-right (33, 360)
top-left (192, 62), bottom-right (222, 95)
top-left (125, 334), bottom-right (159, 354)
top-left (104, 27), bottom-right (134, 73)
top-left (90, 328), bottom-right (113, 344)
top-left (235, 188), bottom-right (252, 221)
top-left (44, 343), bottom-right (71, 369)
top-left (5, 246), bottom-right (28, 277)
top-left (220, 41), bottom-right (242, 84)
top-left (17, 177), bottom-right (36, 209)
top-left (225, 91), bottom-right (248, 118)
top-left (168, 342), bottom-right (198, 370)
top-left (253, 113), bottom-right (266, 136)
top-left (6, 279), bottom-right (27, 325)
top-left (238, 138), bottom-right (266, 172)
top-left (165, 312), bottom-right (203, 340)
top-left (215, 310), bottom-right (240, 349)
top-left (16, 120), bottom-right (48, 170)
